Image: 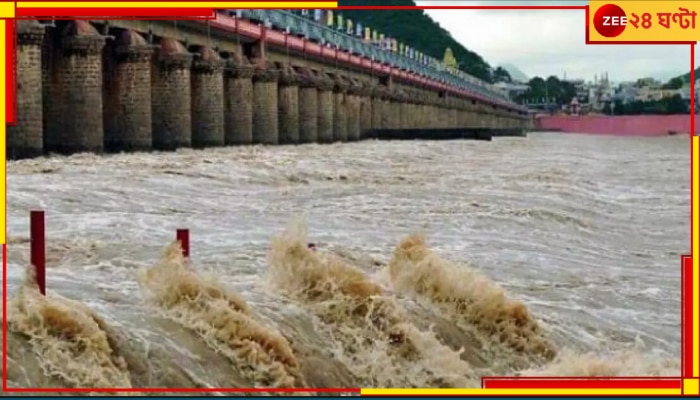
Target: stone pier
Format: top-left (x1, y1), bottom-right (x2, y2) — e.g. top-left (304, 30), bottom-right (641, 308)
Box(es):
top-left (104, 30), bottom-right (154, 152)
top-left (191, 46), bottom-right (225, 148)
top-left (277, 63), bottom-right (300, 144)
top-left (252, 64), bottom-right (279, 145)
top-left (331, 74), bottom-right (348, 142)
top-left (151, 38), bottom-right (192, 150)
top-left (223, 51), bottom-right (254, 145)
top-left (297, 67), bottom-right (318, 143)
top-left (8, 21), bottom-right (44, 159)
top-left (316, 71), bottom-right (334, 143)
top-left (346, 78), bottom-right (362, 141)
top-left (45, 21), bottom-right (105, 155)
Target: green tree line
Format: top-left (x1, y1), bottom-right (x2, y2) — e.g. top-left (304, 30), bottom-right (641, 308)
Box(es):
top-left (515, 76), bottom-right (578, 105)
top-left (603, 96), bottom-right (688, 115)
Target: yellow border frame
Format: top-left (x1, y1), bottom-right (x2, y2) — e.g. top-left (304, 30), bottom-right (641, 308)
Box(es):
top-left (1, 3), bottom-right (698, 396)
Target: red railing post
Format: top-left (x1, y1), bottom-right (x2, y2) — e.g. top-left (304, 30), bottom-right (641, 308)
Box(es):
top-left (30, 210), bottom-right (46, 295)
top-left (176, 229), bottom-right (190, 258)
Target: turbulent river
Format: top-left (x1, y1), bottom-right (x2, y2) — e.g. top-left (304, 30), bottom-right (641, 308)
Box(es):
top-left (2, 132), bottom-right (688, 395)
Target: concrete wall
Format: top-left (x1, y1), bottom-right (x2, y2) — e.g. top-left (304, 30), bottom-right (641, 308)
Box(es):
top-left (536, 114), bottom-right (695, 136)
top-left (8, 19), bottom-right (529, 160)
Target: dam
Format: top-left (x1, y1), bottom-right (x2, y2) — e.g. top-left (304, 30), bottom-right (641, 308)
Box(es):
top-left (8, 10), bottom-right (530, 159)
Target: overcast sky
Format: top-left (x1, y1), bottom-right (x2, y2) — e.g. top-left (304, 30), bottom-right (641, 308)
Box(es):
top-left (414, 0), bottom-right (697, 83)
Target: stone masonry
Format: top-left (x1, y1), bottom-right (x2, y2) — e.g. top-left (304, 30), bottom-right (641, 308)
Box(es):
top-left (316, 71), bottom-right (334, 143)
top-left (104, 30), bottom-right (154, 152)
top-left (296, 67), bottom-right (318, 143)
top-left (191, 46), bottom-right (225, 148)
top-left (7, 21), bottom-right (44, 160)
top-left (277, 63), bottom-right (300, 144)
top-left (45, 21), bottom-right (105, 155)
top-left (331, 74), bottom-right (348, 142)
top-left (10, 20), bottom-right (528, 160)
top-left (151, 38), bottom-right (193, 150)
top-left (224, 53), bottom-right (254, 145)
top-left (252, 64), bottom-right (279, 144)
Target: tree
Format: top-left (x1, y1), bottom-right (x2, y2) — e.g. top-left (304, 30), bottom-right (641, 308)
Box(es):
top-left (663, 94), bottom-right (688, 114)
top-left (492, 66), bottom-right (512, 83)
top-left (662, 77), bottom-right (684, 90)
top-left (515, 75), bottom-right (577, 106)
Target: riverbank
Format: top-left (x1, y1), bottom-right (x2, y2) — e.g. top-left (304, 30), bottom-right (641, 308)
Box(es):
top-left (535, 114), bottom-right (696, 136)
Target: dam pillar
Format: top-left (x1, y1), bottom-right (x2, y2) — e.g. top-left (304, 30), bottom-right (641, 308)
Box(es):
top-left (481, 105), bottom-right (491, 128)
top-left (471, 102), bottom-right (481, 127)
top-left (277, 63), bottom-right (300, 144)
top-left (421, 96), bottom-right (430, 128)
top-left (346, 78), bottom-right (362, 141)
top-left (331, 74), bottom-right (348, 142)
top-left (424, 96), bottom-right (434, 128)
top-left (499, 110), bottom-right (508, 129)
top-left (391, 90), bottom-right (406, 129)
top-left (431, 97), bottom-right (440, 128)
top-left (296, 67), bottom-right (318, 143)
top-left (425, 93), bottom-right (441, 128)
top-left (473, 104), bottom-right (483, 127)
top-left (191, 46), bottom-right (225, 148)
top-left (445, 99), bottom-right (454, 128)
top-left (449, 97), bottom-right (459, 128)
top-left (437, 96), bottom-right (446, 127)
top-left (399, 89), bottom-right (410, 129)
top-left (416, 92), bottom-right (425, 128)
top-left (45, 21), bottom-right (105, 155)
top-left (457, 101), bottom-right (466, 127)
top-left (104, 30), bottom-right (154, 152)
top-left (380, 88), bottom-right (391, 130)
top-left (8, 21), bottom-right (44, 159)
top-left (316, 71), bottom-right (334, 143)
top-left (151, 38), bottom-right (193, 150)
top-left (415, 91), bottom-right (426, 128)
top-left (426, 97), bottom-right (435, 128)
top-left (358, 81), bottom-right (372, 138)
top-left (430, 97), bottom-right (439, 128)
top-left (399, 89), bottom-right (408, 129)
top-left (459, 100), bottom-right (470, 127)
top-left (403, 90), bottom-right (413, 129)
top-left (223, 52), bottom-right (254, 145)
top-left (388, 89), bottom-right (399, 129)
top-left (370, 85), bottom-right (382, 130)
top-left (252, 64), bottom-right (279, 144)
top-left (490, 107), bottom-right (499, 129)
top-left (491, 108), bottom-right (500, 129)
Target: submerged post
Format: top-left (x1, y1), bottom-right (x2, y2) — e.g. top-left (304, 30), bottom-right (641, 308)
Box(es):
top-left (30, 210), bottom-right (46, 295)
top-left (176, 228), bottom-right (190, 257)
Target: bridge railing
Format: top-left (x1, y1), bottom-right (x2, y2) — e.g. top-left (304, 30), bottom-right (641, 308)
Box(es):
top-left (228, 9), bottom-right (521, 110)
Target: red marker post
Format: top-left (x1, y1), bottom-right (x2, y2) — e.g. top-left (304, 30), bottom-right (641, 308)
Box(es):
top-left (30, 210), bottom-right (46, 295)
top-left (176, 229), bottom-right (190, 258)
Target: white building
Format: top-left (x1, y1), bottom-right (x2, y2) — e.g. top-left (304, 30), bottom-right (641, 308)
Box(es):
top-left (494, 81), bottom-right (529, 101)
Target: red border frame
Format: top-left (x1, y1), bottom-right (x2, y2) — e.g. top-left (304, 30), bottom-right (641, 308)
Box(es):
top-left (2, 3), bottom-right (695, 395)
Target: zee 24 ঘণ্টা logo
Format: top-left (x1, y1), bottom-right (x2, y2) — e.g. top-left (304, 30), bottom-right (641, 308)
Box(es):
top-left (593, 3), bottom-right (697, 38)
